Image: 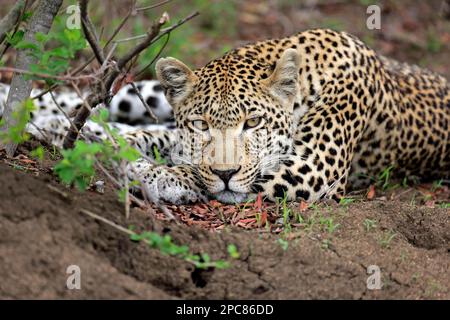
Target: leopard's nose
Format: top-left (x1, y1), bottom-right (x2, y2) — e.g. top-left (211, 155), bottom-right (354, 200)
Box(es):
top-left (211, 167), bottom-right (241, 184)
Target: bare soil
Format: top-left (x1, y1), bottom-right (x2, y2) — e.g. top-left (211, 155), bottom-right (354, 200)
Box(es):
top-left (0, 142), bottom-right (448, 299)
top-left (0, 0), bottom-right (448, 300)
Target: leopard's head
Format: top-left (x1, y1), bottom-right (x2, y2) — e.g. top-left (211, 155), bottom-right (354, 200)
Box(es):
top-left (156, 49), bottom-right (300, 203)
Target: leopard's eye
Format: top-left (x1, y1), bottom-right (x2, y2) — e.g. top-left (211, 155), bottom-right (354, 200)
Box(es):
top-left (192, 119), bottom-right (209, 131)
top-left (244, 117), bottom-right (263, 130)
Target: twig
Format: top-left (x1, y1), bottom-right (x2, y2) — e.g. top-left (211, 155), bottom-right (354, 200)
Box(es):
top-left (94, 158), bottom-right (174, 221)
top-left (129, 82), bottom-right (158, 122)
top-left (121, 160), bottom-right (130, 219)
top-left (80, 208), bottom-right (134, 235)
top-left (28, 119), bottom-right (51, 141)
top-left (136, 32), bottom-right (170, 78)
top-left (47, 183), bottom-right (69, 198)
top-left (0, 67), bottom-right (97, 81)
top-left (135, 0), bottom-right (172, 12)
top-left (49, 90), bottom-right (78, 133)
top-left (116, 12), bottom-right (170, 70)
top-left (80, 0), bottom-right (105, 64)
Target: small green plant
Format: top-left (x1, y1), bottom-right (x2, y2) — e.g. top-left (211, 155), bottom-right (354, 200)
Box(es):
top-left (54, 109), bottom-right (140, 191)
top-left (277, 238), bottom-right (289, 251)
top-left (153, 145), bottom-right (166, 165)
top-left (339, 197), bottom-right (355, 206)
top-left (30, 145), bottom-right (45, 162)
top-left (0, 98), bottom-right (35, 145)
top-left (281, 193), bottom-right (291, 228)
top-left (377, 166), bottom-right (397, 191)
top-left (321, 238), bottom-right (332, 250)
top-left (130, 230), bottom-right (230, 269)
top-left (363, 219), bottom-right (377, 232)
top-left (426, 32), bottom-right (443, 53)
top-left (54, 140), bottom-right (102, 191)
top-left (431, 179), bottom-right (443, 192)
top-left (379, 230), bottom-right (397, 249)
top-left (227, 244), bottom-right (240, 259)
top-left (319, 216), bottom-right (340, 234)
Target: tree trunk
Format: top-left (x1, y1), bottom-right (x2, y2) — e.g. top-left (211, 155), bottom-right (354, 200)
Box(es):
top-left (0, 0), bottom-right (63, 157)
top-left (0, 0), bottom-right (26, 45)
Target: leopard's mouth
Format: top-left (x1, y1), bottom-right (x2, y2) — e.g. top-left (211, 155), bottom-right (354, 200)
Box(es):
top-left (212, 191), bottom-right (255, 204)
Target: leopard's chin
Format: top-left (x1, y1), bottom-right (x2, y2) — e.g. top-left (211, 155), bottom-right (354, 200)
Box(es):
top-left (213, 191), bottom-right (255, 204)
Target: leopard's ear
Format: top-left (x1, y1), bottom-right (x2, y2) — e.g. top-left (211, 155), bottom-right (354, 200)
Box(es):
top-left (262, 49), bottom-right (299, 107)
top-left (155, 57), bottom-right (198, 107)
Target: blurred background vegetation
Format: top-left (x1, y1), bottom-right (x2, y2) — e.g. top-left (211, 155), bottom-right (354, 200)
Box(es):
top-left (1, 0), bottom-right (449, 81)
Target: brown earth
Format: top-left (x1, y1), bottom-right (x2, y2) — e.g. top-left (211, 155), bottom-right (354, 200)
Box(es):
top-left (0, 0), bottom-right (449, 300)
top-left (0, 142), bottom-right (448, 299)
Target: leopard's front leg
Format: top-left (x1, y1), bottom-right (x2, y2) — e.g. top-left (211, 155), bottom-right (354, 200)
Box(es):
top-left (129, 159), bottom-right (208, 204)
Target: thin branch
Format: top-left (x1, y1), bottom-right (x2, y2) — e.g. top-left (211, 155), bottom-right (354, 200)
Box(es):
top-left (136, 32), bottom-right (170, 78)
top-left (0, 66), bottom-right (97, 81)
top-left (130, 82), bottom-right (158, 122)
top-left (80, 208), bottom-right (134, 235)
top-left (79, 0), bottom-right (105, 64)
top-left (135, 0), bottom-right (172, 12)
top-left (49, 90), bottom-right (78, 133)
top-left (116, 12), bottom-right (170, 70)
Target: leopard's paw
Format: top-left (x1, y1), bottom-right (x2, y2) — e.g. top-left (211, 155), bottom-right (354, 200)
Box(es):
top-left (128, 159), bottom-right (206, 204)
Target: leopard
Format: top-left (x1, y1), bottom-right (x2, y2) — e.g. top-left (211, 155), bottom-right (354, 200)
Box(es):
top-left (125, 28), bottom-right (449, 205)
top-left (0, 80), bottom-right (176, 147)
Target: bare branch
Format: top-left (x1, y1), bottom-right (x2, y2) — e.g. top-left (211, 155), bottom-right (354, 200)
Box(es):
top-left (79, 0), bottom-right (104, 64)
top-left (135, 0), bottom-right (172, 12)
top-left (0, 66), bottom-right (97, 81)
top-left (130, 82), bottom-right (158, 122)
top-left (136, 32), bottom-right (170, 77)
top-left (49, 90), bottom-right (78, 133)
top-left (116, 12), bottom-right (169, 70)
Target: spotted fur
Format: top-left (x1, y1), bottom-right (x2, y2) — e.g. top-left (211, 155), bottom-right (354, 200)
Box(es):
top-left (127, 29), bottom-right (449, 204)
top-left (0, 80), bottom-right (175, 147)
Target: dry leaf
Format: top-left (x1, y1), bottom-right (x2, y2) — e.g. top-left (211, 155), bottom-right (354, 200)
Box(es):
top-left (367, 185), bottom-right (376, 200)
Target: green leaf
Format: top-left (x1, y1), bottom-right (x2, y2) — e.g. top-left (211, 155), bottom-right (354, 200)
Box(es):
top-left (227, 244), bottom-right (240, 259)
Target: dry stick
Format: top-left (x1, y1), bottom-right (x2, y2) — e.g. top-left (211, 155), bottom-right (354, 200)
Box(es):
top-left (129, 82), bottom-right (158, 122)
top-left (80, 208), bottom-right (134, 235)
top-left (94, 158), bottom-right (174, 220)
top-left (0, 0), bottom-right (63, 157)
top-left (79, 0), bottom-right (105, 64)
top-left (80, 209), bottom-right (178, 251)
top-left (28, 119), bottom-right (51, 142)
top-left (115, 12), bottom-right (170, 71)
top-left (0, 66), bottom-right (97, 81)
top-left (135, 0), bottom-right (172, 12)
top-left (136, 32), bottom-right (170, 78)
top-left (120, 160), bottom-right (131, 220)
top-left (49, 90), bottom-right (79, 133)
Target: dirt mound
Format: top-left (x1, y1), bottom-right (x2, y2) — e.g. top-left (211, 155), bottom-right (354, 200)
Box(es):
top-left (0, 152), bottom-right (448, 299)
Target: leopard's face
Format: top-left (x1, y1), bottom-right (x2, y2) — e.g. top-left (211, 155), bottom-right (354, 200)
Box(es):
top-left (156, 49), bottom-right (300, 201)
